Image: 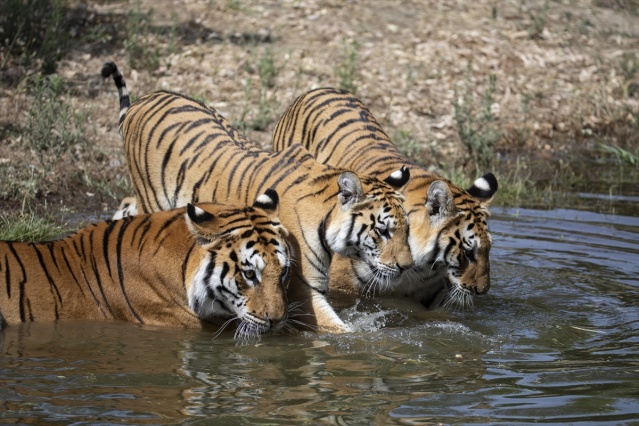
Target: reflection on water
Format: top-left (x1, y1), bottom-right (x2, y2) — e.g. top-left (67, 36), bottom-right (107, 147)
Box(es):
top-left (1, 207), bottom-right (638, 424)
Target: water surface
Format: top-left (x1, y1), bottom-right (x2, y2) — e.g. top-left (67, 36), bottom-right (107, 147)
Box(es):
top-left (1, 207), bottom-right (638, 424)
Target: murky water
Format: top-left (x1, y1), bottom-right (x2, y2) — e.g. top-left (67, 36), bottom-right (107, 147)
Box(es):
top-left (1, 205), bottom-right (638, 424)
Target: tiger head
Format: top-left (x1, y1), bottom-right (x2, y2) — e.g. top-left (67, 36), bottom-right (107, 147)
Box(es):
top-left (184, 189), bottom-right (291, 342)
top-left (409, 173), bottom-right (498, 308)
top-left (325, 166), bottom-right (413, 286)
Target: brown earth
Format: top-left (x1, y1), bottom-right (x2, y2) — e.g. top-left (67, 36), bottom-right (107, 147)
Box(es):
top-left (0, 0), bottom-right (637, 224)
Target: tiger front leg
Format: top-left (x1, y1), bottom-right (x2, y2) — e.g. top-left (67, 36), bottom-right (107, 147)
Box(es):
top-left (286, 279), bottom-right (351, 333)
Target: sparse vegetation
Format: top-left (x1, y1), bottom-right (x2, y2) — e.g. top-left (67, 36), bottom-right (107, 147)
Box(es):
top-left (600, 143), bottom-right (639, 166)
top-left (395, 129), bottom-right (423, 159)
top-left (523, 0), bottom-right (549, 39)
top-left (237, 48), bottom-right (281, 132)
top-left (24, 74), bottom-right (82, 168)
top-left (0, 203), bottom-right (66, 242)
top-left (0, 0), bottom-right (69, 74)
top-left (454, 73), bottom-right (500, 174)
top-left (0, 74), bottom-right (87, 203)
top-left (0, 0), bottom-right (637, 224)
top-left (124, 2), bottom-right (161, 72)
top-left (620, 52), bottom-right (639, 97)
top-left (337, 40), bottom-right (359, 94)
top-left (256, 48), bottom-right (278, 89)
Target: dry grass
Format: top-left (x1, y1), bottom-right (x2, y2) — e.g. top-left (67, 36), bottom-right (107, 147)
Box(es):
top-left (0, 0), bottom-right (637, 220)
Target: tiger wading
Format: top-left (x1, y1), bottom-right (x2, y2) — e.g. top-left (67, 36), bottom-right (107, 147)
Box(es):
top-left (272, 87), bottom-right (498, 308)
top-left (102, 61), bottom-right (413, 333)
top-left (0, 191), bottom-right (291, 343)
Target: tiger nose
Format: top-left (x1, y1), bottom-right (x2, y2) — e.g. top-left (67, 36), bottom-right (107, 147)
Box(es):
top-left (266, 311), bottom-right (285, 327)
top-left (396, 251), bottom-right (413, 272)
top-left (474, 276), bottom-right (490, 295)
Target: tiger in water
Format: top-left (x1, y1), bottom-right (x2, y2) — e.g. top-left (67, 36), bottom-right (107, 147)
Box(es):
top-left (102, 61), bottom-right (413, 333)
top-left (0, 190), bottom-right (291, 343)
top-left (272, 87), bottom-right (498, 308)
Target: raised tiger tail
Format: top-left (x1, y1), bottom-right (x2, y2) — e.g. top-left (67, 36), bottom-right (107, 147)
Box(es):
top-left (101, 60), bottom-right (130, 137)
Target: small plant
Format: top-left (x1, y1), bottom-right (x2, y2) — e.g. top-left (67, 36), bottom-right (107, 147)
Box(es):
top-left (454, 73), bottom-right (500, 173)
top-left (526, 1), bottom-right (549, 39)
top-left (124, 2), bottom-right (161, 72)
top-left (237, 84), bottom-right (277, 132)
top-left (337, 40), bottom-right (359, 94)
top-left (620, 52), bottom-right (638, 97)
top-left (24, 74), bottom-right (82, 168)
top-left (225, 0), bottom-right (242, 11)
top-left (257, 48), bottom-right (278, 89)
top-left (620, 52), bottom-right (638, 81)
top-left (394, 129), bottom-right (423, 160)
top-left (0, 0), bottom-right (69, 74)
top-left (600, 143), bottom-right (639, 166)
top-left (0, 202), bottom-right (65, 242)
top-left (0, 163), bottom-right (40, 201)
top-left (236, 49), bottom-right (281, 132)
top-left (24, 74), bottom-right (81, 168)
top-left (82, 170), bottom-right (132, 202)
top-left (2, 73), bottom-right (92, 205)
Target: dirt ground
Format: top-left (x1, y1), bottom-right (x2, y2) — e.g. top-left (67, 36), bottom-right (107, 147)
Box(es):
top-left (0, 0), bottom-right (637, 221)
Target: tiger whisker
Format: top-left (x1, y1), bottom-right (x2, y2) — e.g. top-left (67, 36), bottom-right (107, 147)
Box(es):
top-left (443, 284), bottom-right (474, 311)
top-left (211, 316), bottom-right (239, 340)
top-left (286, 301), bottom-right (313, 316)
top-left (282, 301), bottom-right (321, 332)
top-left (234, 320), bottom-right (264, 345)
top-left (285, 318), bottom-right (319, 333)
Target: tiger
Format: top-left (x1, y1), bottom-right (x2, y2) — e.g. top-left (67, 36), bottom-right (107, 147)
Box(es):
top-left (101, 60), bottom-right (412, 333)
top-left (272, 87), bottom-right (498, 309)
top-left (0, 190), bottom-right (292, 343)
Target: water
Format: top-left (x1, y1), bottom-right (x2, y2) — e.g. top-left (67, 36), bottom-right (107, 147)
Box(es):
top-left (1, 206), bottom-right (638, 424)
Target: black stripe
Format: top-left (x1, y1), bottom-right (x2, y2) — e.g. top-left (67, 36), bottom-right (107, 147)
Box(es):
top-left (7, 243), bottom-right (27, 321)
top-left (45, 242), bottom-right (60, 272)
top-left (115, 216), bottom-right (144, 323)
top-left (31, 245), bottom-right (62, 313)
top-left (220, 262), bottom-right (230, 282)
top-left (129, 215), bottom-right (151, 251)
top-left (60, 246), bottom-right (85, 296)
top-left (102, 221), bottom-right (116, 279)
top-left (153, 211), bottom-right (185, 256)
top-left (89, 245), bottom-right (116, 318)
top-left (181, 243), bottom-right (197, 292)
top-left (317, 212), bottom-right (333, 262)
top-left (3, 253), bottom-right (10, 299)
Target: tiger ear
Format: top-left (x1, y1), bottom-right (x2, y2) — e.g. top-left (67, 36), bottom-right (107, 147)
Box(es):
top-left (426, 181), bottom-right (457, 223)
top-left (185, 203), bottom-right (220, 243)
top-left (253, 189), bottom-right (289, 238)
top-left (337, 172), bottom-right (364, 209)
top-left (253, 188), bottom-right (279, 213)
top-left (383, 165), bottom-right (410, 189)
top-left (467, 173), bottom-right (498, 205)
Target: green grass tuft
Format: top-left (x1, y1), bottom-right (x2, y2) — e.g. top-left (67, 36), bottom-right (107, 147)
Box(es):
top-left (0, 204), bottom-right (65, 242)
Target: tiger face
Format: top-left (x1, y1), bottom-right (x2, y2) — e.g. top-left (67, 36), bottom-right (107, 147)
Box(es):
top-left (406, 175), bottom-right (497, 308)
top-left (325, 170), bottom-right (413, 286)
top-left (185, 190), bottom-right (291, 341)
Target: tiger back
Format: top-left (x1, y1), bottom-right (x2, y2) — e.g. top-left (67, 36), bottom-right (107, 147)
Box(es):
top-left (272, 87), bottom-right (498, 308)
top-left (0, 191), bottom-right (291, 343)
top-left (102, 61), bottom-right (412, 333)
